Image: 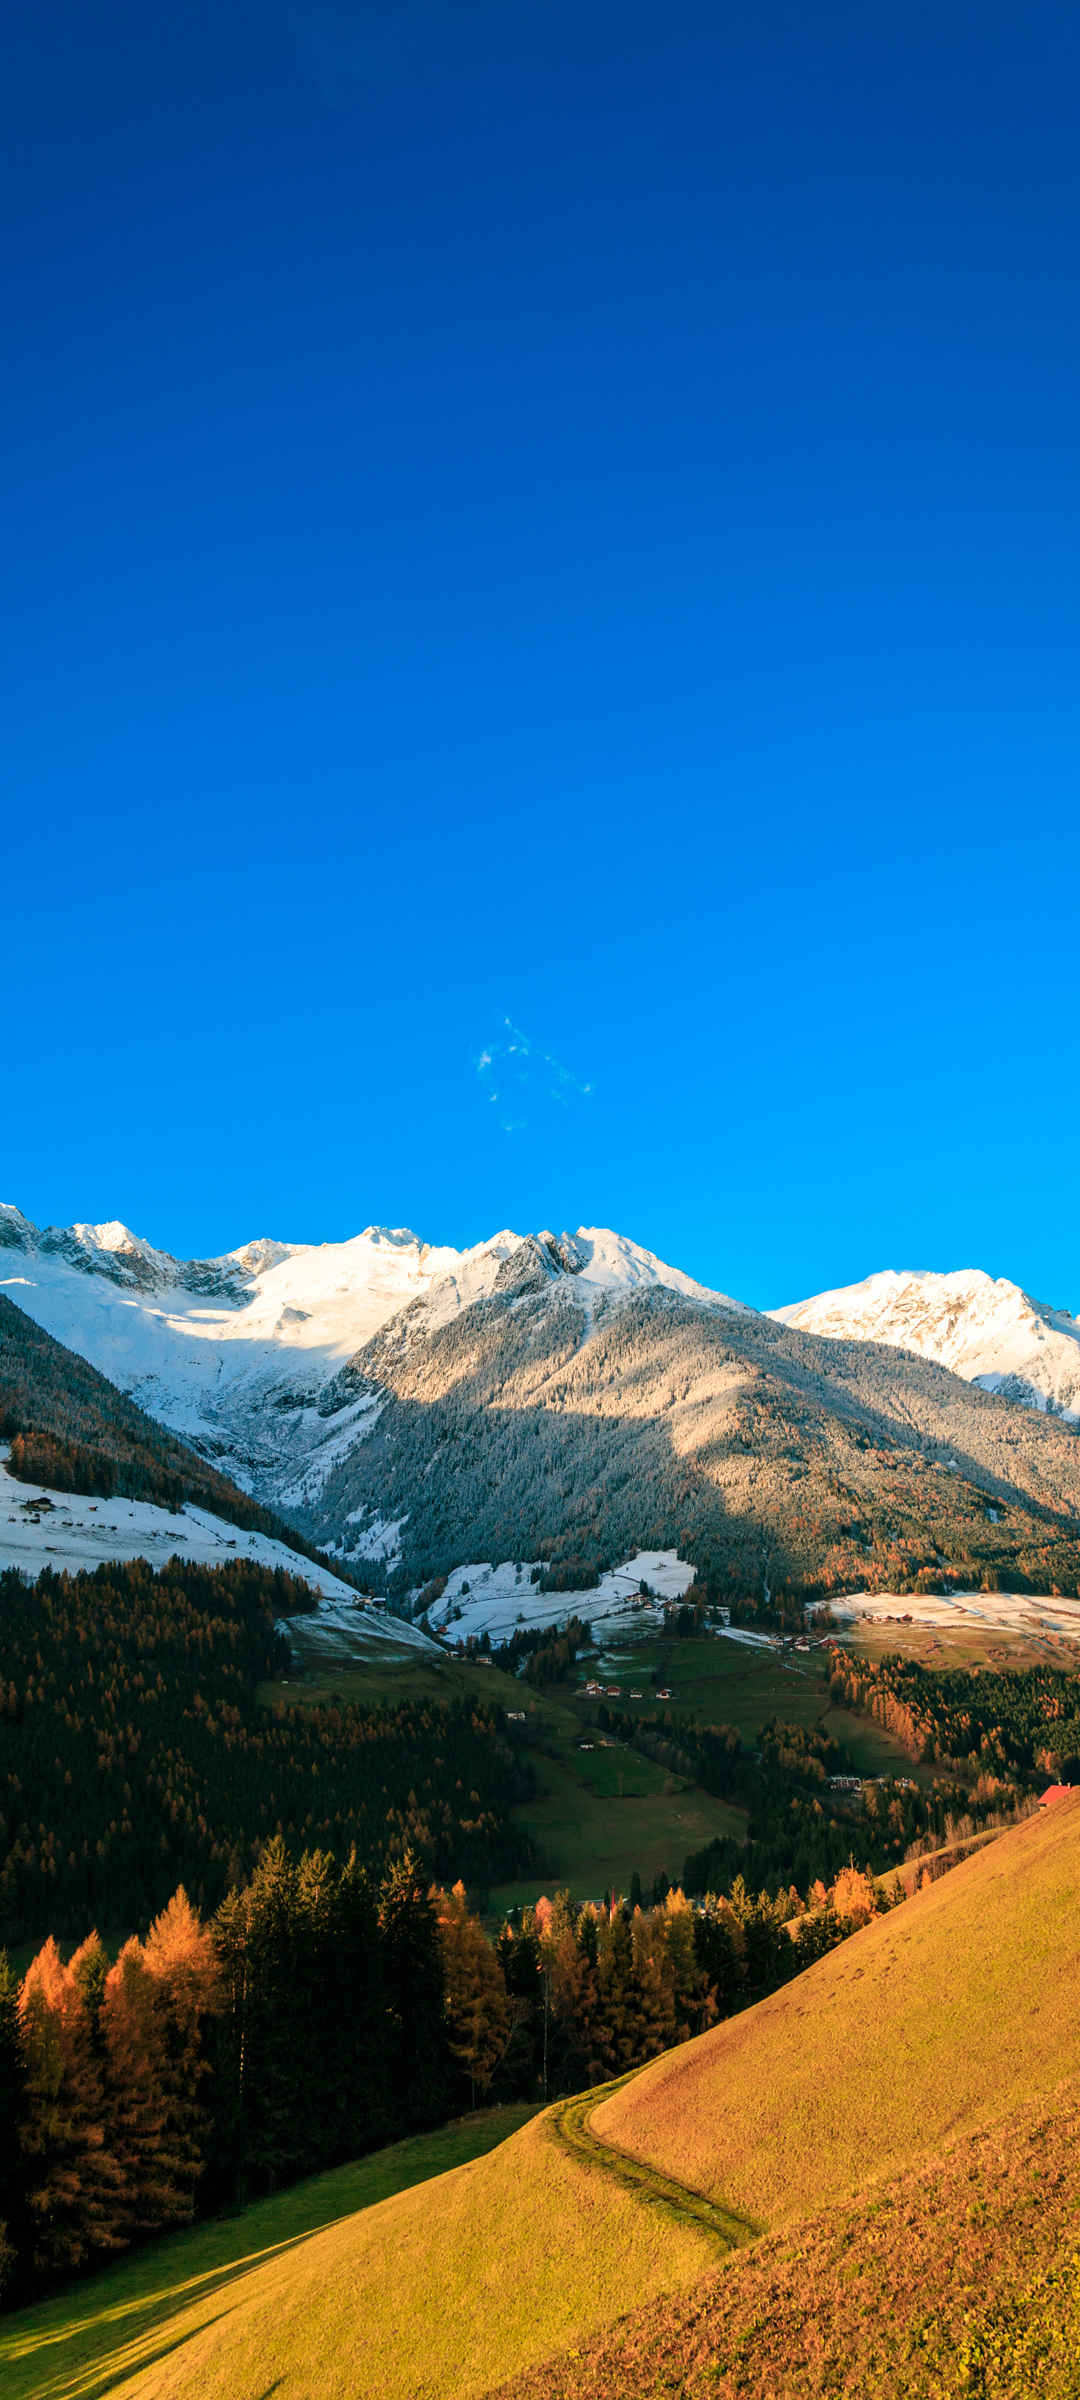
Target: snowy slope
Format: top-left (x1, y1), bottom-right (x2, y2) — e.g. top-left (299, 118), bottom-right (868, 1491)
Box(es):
top-left (0, 1444), bottom-right (441, 1659)
top-left (772, 1269), bottom-right (1080, 1426)
top-left (0, 1206), bottom-right (741, 1505)
top-left (0, 1443), bottom-right (355, 1593)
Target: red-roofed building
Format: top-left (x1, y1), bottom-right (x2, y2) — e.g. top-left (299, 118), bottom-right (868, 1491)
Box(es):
top-left (1039, 1784), bottom-right (1074, 1808)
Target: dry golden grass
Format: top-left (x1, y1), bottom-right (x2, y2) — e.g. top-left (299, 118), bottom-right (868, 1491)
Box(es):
top-left (496, 2074), bottom-right (1080, 2400)
top-left (592, 1792), bottom-right (1080, 2228)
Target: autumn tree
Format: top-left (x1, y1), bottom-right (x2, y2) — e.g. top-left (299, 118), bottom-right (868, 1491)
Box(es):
top-left (19, 1935), bottom-right (123, 2281)
top-left (435, 1882), bottom-right (510, 2105)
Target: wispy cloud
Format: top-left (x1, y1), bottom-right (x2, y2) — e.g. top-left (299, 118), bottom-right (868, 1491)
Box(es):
top-left (474, 1019), bottom-right (593, 1135)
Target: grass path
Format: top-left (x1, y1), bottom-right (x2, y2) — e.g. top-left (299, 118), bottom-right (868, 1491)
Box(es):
top-left (0, 2081), bottom-right (733, 2400)
top-left (551, 2076), bottom-right (760, 2251)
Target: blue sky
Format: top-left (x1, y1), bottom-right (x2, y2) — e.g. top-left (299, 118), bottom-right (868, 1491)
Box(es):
top-left (4, 1), bottom-right (1079, 1308)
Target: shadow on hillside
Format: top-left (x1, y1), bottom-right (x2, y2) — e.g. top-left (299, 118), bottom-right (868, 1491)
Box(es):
top-left (13, 2229), bottom-right (344, 2400)
top-left (5, 2110), bottom-right (532, 2400)
top-left (312, 1298), bottom-right (1080, 1595)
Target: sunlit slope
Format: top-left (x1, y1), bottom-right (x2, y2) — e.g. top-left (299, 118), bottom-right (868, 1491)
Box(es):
top-left (109, 2107), bottom-right (717, 2400)
top-left (500, 2074), bottom-right (1080, 2400)
top-left (593, 1793), bottom-right (1080, 2229)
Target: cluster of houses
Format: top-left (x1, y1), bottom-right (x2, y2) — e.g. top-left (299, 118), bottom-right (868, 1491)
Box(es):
top-left (581, 1678), bottom-right (671, 1702)
top-left (826, 1770), bottom-right (921, 1810)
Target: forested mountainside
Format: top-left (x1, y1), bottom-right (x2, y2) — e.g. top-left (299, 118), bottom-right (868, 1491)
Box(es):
top-left (0, 1551), bottom-right (532, 1942)
top-left (0, 1207), bottom-right (740, 1504)
top-left (312, 1284), bottom-right (1080, 1601)
top-left (0, 1295), bottom-right (347, 1579)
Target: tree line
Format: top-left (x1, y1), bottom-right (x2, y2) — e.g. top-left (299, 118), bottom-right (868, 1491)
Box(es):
top-left (0, 1841), bottom-right (895, 2311)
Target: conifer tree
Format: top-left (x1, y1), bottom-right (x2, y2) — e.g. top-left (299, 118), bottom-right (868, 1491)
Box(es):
top-left (101, 1942), bottom-right (182, 2239)
top-left (593, 1908), bottom-right (640, 2077)
top-left (214, 1838), bottom-right (307, 2195)
top-left (19, 1936), bottom-right (123, 2279)
top-left (542, 1895), bottom-right (596, 2095)
top-left (693, 1894), bottom-right (744, 2015)
top-left (378, 1850), bottom-right (452, 2131)
top-left (141, 1880), bottom-right (221, 2209)
top-left (335, 1849), bottom-right (389, 2155)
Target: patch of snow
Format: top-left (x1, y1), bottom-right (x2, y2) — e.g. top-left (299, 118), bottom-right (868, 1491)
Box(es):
top-left (570, 1229), bottom-right (747, 1315)
top-left (424, 1548), bottom-right (696, 1646)
top-left (810, 1588), bottom-right (1080, 1643)
top-left (0, 1443), bottom-right (436, 1665)
top-left (329, 1510), bottom-right (407, 1564)
top-left (281, 1590), bottom-right (443, 1664)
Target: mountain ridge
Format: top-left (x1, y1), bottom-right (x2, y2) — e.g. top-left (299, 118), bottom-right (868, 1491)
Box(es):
top-left (0, 1206), bottom-right (743, 1504)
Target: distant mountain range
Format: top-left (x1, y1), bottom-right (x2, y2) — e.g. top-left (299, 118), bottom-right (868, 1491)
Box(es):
top-left (3, 1203), bottom-right (1078, 1600)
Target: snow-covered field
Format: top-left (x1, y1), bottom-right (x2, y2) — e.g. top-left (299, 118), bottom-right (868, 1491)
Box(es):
top-left (0, 1445), bottom-right (357, 1594)
top-left (815, 1587), bottom-right (1080, 1644)
top-left (280, 1591), bottom-right (443, 1664)
top-left (422, 1549), bottom-right (696, 1646)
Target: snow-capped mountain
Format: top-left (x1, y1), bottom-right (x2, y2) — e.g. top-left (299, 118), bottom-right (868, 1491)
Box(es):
top-left (5, 1206), bottom-right (1080, 1598)
top-left (771, 1269), bottom-right (1080, 1426)
top-left (0, 1206), bottom-right (741, 1506)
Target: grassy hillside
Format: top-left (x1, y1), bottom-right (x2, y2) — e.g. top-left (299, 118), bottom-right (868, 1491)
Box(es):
top-left (499, 2075), bottom-right (1080, 2400)
top-left (11, 1799), bottom-right (1078, 2400)
top-left (0, 2105), bottom-right (540, 2400)
top-left (9, 2106), bottom-right (719, 2400)
top-left (592, 1791), bottom-right (1080, 2227)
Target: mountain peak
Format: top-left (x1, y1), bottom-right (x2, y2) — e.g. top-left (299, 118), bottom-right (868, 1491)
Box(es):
top-left (71, 1218), bottom-right (155, 1257)
top-left (571, 1226), bottom-right (750, 1314)
top-left (0, 1203), bottom-right (36, 1252)
top-left (773, 1266), bottom-right (1080, 1424)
